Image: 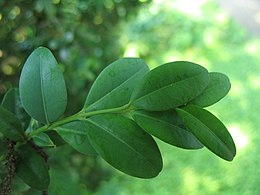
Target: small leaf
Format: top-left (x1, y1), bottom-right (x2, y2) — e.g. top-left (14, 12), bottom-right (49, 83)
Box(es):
top-left (85, 114), bottom-right (163, 178)
top-left (132, 61), bottom-right (210, 111)
top-left (176, 105), bottom-right (236, 161)
top-left (16, 144), bottom-right (50, 190)
top-left (190, 72), bottom-right (231, 107)
top-left (132, 110), bottom-right (203, 149)
top-left (19, 47), bottom-right (67, 124)
top-left (0, 107), bottom-right (24, 141)
top-left (1, 88), bottom-right (30, 129)
top-left (33, 133), bottom-right (56, 147)
top-left (54, 121), bottom-right (97, 156)
top-left (85, 58), bottom-right (149, 111)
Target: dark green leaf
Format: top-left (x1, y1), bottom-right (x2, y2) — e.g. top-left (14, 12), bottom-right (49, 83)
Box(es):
top-left (0, 107), bottom-right (24, 141)
top-left (132, 61), bottom-right (210, 111)
top-left (1, 88), bottom-right (30, 129)
top-left (33, 133), bottom-right (55, 147)
top-left (190, 72), bottom-right (231, 107)
top-left (55, 121), bottom-right (97, 156)
top-left (132, 110), bottom-right (203, 149)
top-left (46, 131), bottom-right (66, 146)
top-left (85, 58), bottom-right (149, 111)
top-left (16, 144), bottom-right (50, 190)
top-left (19, 47), bottom-right (67, 124)
top-left (176, 105), bottom-right (236, 161)
top-left (85, 114), bottom-right (162, 178)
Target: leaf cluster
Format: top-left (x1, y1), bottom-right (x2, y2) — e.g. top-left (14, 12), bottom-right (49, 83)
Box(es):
top-left (0, 47), bottom-right (236, 191)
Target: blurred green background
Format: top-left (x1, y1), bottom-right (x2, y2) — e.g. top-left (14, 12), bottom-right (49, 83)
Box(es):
top-left (1, 0), bottom-right (259, 194)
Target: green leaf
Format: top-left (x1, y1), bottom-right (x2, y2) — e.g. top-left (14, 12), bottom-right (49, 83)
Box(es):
top-left (19, 47), bottom-right (67, 124)
top-left (0, 107), bottom-right (24, 141)
top-left (16, 144), bottom-right (50, 190)
top-left (190, 72), bottom-right (231, 107)
top-left (176, 105), bottom-right (236, 161)
top-left (33, 133), bottom-right (56, 147)
top-left (1, 88), bottom-right (30, 129)
top-left (132, 110), bottom-right (203, 149)
top-left (85, 114), bottom-right (162, 178)
top-left (85, 58), bottom-right (149, 111)
top-left (46, 131), bottom-right (66, 146)
top-left (132, 61), bottom-right (210, 111)
top-left (54, 121), bottom-right (97, 156)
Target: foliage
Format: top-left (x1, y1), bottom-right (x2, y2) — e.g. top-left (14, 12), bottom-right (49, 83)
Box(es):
top-left (0, 46), bottom-right (235, 193)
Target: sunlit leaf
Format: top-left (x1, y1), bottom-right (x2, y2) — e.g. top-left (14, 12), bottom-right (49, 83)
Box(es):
top-left (132, 61), bottom-right (210, 111)
top-left (19, 47), bottom-right (67, 124)
top-left (85, 114), bottom-right (162, 178)
top-left (85, 58), bottom-right (149, 111)
top-left (0, 107), bottom-right (24, 141)
top-left (190, 72), bottom-right (231, 107)
top-left (176, 105), bottom-right (236, 161)
top-left (55, 121), bottom-right (97, 156)
top-left (16, 144), bottom-right (50, 190)
top-left (132, 110), bottom-right (203, 149)
top-left (1, 88), bottom-right (30, 129)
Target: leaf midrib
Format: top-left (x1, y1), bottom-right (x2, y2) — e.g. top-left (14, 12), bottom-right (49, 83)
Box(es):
top-left (39, 55), bottom-right (49, 123)
top-left (87, 66), bottom-right (146, 110)
top-left (55, 127), bottom-right (88, 135)
top-left (181, 108), bottom-right (233, 157)
top-left (134, 72), bottom-right (207, 103)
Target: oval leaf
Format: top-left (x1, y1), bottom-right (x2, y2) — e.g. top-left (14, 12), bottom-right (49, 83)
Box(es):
top-left (176, 105), bottom-right (236, 161)
top-left (85, 114), bottom-right (163, 178)
top-left (190, 72), bottom-right (231, 107)
top-left (54, 121), bottom-right (97, 156)
top-left (85, 58), bottom-right (149, 111)
top-left (16, 144), bottom-right (50, 190)
top-left (132, 110), bottom-right (203, 149)
top-left (132, 61), bottom-right (210, 111)
top-left (1, 88), bottom-right (30, 129)
top-left (0, 107), bottom-right (24, 141)
top-left (19, 47), bottom-right (67, 124)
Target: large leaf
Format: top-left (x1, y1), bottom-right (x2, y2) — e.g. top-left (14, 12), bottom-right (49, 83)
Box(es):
top-left (176, 105), bottom-right (236, 161)
top-left (132, 61), bottom-right (210, 111)
top-left (132, 110), bottom-right (203, 149)
top-left (54, 121), bottom-right (97, 156)
top-left (85, 114), bottom-right (162, 178)
top-left (16, 144), bottom-right (50, 190)
top-left (1, 88), bottom-right (30, 129)
top-left (0, 107), bottom-right (24, 141)
top-left (19, 47), bottom-right (67, 124)
top-left (190, 72), bottom-right (231, 107)
top-left (85, 58), bottom-right (149, 111)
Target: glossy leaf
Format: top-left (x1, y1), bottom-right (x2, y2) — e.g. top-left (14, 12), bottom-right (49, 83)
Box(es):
top-left (176, 105), bottom-right (236, 161)
top-left (33, 133), bottom-right (56, 147)
top-left (85, 114), bottom-right (162, 178)
top-left (1, 88), bottom-right (30, 129)
top-left (190, 72), bottom-right (231, 107)
top-left (132, 110), bottom-right (203, 149)
top-left (0, 107), bottom-right (24, 141)
top-left (132, 61), bottom-right (210, 111)
top-left (16, 144), bottom-right (50, 190)
top-left (55, 121), bottom-right (97, 156)
top-left (85, 58), bottom-right (149, 111)
top-left (19, 47), bottom-right (67, 124)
